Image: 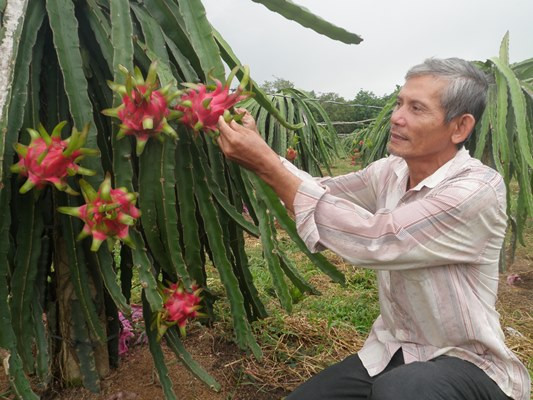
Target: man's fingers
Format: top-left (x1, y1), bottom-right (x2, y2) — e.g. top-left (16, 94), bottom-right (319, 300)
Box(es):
top-left (234, 107), bottom-right (249, 116)
top-left (217, 115), bottom-right (232, 135)
top-left (229, 119), bottom-right (250, 134)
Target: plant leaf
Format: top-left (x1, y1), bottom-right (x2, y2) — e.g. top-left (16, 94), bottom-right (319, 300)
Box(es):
top-left (251, 0), bottom-right (363, 44)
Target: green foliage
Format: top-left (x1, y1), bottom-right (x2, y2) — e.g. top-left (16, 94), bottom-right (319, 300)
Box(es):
top-left (260, 76), bottom-right (295, 93)
top-left (241, 88), bottom-right (343, 176)
top-left (250, 0), bottom-right (363, 45)
top-left (0, 0), bottom-right (361, 397)
top-left (243, 235), bottom-right (378, 334)
top-left (312, 90), bottom-right (395, 135)
top-left (303, 268), bottom-right (378, 333)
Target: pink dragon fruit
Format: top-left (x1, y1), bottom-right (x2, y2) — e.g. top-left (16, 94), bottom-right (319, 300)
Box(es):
top-left (57, 173), bottom-right (140, 252)
top-left (10, 121), bottom-right (98, 194)
top-left (285, 146), bottom-right (298, 161)
top-left (175, 65), bottom-right (252, 137)
top-left (154, 281), bottom-right (204, 340)
top-left (102, 62), bottom-right (181, 156)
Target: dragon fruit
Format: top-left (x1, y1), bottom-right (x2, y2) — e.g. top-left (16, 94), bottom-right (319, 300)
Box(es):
top-left (10, 121), bottom-right (98, 195)
top-left (154, 281), bottom-right (204, 340)
top-left (57, 173), bottom-right (140, 252)
top-left (102, 62), bottom-right (181, 156)
top-left (285, 146), bottom-right (298, 161)
top-left (175, 65), bottom-right (252, 137)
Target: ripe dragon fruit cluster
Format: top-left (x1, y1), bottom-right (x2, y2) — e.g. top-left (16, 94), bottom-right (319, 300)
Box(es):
top-left (102, 62), bottom-right (182, 156)
top-left (175, 65), bottom-right (252, 137)
top-left (154, 281), bottom-right (204, 341)
top-left (10, 121), bottom-right (98, 195)
top-left (103, 62), bottom-right (252, 152)
top-left (11, 62), bottom-right (251, 253)
top-left (57, 173), bottom-right (140, 252)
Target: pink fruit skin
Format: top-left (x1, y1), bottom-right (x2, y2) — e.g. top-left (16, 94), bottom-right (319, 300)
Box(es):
top-left (163, 283), bottom-right (201, 329)
top-left (118, 86), bottom-right (169, 141)
top-left (15, 137), bottom-right (82, 189)
top-left (176, 81), bottom-right (247, 133)
top-left (78, 188), bottom-right (140, 242)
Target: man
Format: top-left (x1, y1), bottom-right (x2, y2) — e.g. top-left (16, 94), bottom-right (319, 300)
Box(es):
top-left (216, 58), bottom-right (530, 400)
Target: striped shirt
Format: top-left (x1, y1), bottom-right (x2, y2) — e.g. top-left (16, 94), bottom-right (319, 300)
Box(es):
top-left (282, 148), bottom-right (530, 400)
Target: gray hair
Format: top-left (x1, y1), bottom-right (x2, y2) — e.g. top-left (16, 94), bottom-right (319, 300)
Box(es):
top-left (405, 58), bottom-right (489, 125)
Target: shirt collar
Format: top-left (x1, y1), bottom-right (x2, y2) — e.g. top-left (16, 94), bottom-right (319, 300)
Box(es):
top-left (393, 147), bottom-right (472, 191)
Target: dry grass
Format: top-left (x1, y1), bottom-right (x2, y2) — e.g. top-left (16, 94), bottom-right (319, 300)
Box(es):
top-left (219, 315), bottom-right (365, 393)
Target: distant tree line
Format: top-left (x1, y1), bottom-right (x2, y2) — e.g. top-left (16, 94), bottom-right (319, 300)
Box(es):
top-left (260, 78), bottom-right (398, 134)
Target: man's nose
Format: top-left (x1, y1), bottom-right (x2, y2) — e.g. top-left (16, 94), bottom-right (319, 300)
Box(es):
top-left (390, 107), bottom-right (405, 126)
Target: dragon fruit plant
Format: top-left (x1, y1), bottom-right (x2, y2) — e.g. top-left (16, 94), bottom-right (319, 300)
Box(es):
top-left (154, 281), bottom-right (204, 341)
top-left (57, 173), bottom-right (140, 252)
top-left (10, 121), bottom-right (98, 195)
top-left (175, 65), bottom-right (252, 138)
top-left (102, 61), bottom-right (182, 156)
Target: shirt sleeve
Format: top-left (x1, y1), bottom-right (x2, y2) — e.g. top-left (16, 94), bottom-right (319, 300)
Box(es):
top-left (280, 156), bottom-right (378, 212)
top-left (293, 170), bottom-right (507, 270)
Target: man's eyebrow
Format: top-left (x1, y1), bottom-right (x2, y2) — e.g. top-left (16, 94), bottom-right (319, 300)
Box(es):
top-left (411, 100), bottom-right (428, 108)
top-left (398, 96), bottom-right (429, 109)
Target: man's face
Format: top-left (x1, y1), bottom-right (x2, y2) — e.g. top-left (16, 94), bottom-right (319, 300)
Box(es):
top-left (387, 75), bottom-right (457, 162)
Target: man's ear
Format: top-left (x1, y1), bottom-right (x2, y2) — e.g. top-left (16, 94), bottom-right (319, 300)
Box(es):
top-left (451, 114), bottom-right (476, 145)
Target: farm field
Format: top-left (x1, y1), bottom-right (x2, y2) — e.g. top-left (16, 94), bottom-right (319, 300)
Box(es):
top-left (4, 156), bottom-right (529, 400)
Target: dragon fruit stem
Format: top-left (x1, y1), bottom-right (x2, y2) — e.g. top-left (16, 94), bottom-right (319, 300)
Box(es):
top-left (19, 180), bottom-right (36, 194)
top-left (37, 124), bottom-right (52, 145)
top-left (57, 206), bottom-right (82, 218)
top-left (239, 65), bottom-right (251, 90)
top-left (107, 81), bottom-right (127, 96)
top-left (76, 166), bottom-right (96, 176)
top-left (161, 122), bottom-right (177, 138)
top-left (91, 237), bottom-right (104, 252)
top-left (145, 61), bottom-right (158, 86)
top-left (79, 179), bottom-right (98, 202)
top-left (202, 97), bottom-right (213, 109)
top-left (51, 120), bottom-right (68, 138)
top-left (14, 143), bottom-right (28, 157)
top-left (167, 110), bottom-right (183, 120)
top-left (101, 106), bottom-right (122, 118)
top-left (133, 66), bottom-right (144, 84)
top-left (62, 130), bottom-right (80, 157)
top-left (223, 109), bottom-right (232, 123)
top-left (100, 174), bottom-right (112, 201)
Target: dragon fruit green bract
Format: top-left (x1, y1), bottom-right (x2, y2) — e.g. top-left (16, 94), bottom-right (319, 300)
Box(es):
top-left (154, 281), bottom-right (204, 340)
top-left (102, 61), bottom-right (181, 156)
top-left (175, 65), bottom-right (252, 137)
top-left (10, 121), bottom-right (98, 195)
top-left (57, 173), bottom-right (140, 252)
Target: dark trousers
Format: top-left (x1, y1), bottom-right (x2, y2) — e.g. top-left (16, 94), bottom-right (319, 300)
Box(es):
top-left (286, 350), bottom-right (511, 400)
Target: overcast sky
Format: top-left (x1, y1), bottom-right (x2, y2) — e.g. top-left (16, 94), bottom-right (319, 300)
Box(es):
top-left (202, 0), bottom-right (533, 98)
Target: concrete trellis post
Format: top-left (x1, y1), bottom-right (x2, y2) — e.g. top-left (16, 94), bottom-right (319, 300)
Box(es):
top-left (0, 0), bottom-right (29, 187)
